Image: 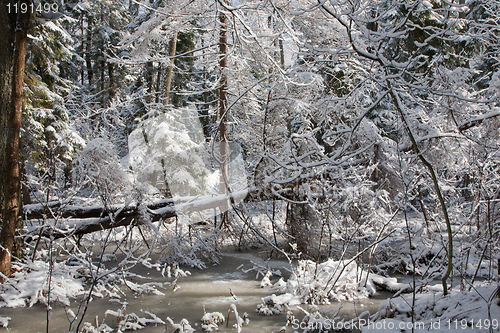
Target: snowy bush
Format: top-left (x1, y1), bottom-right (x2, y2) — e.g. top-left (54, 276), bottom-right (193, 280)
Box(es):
top-left (285, 259), bottom-right (374, 304)
top-left (257, 302), bottom-right (282, 316)
top-left (157, 225), bottom-right (221, 269)
top-left (104, 306), bottom-right (165, 331)
top-left (73, 138), bottom-right (130, 201)
top-left (0, 261), bottom-right (85, 308)
top-left (293, 304), bottom-right (342, 333)
top-left (0, 316), bottom-right (10, 328)
top-left (201, 311), bottom-right (225, 325)
top-left (128, 107), bottom-right (211, 197)
top-left (165, 317), bottom-right (195, 333)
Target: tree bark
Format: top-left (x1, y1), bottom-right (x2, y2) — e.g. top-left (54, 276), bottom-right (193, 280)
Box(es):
top-left (155, 63), bottom-right (162, 103)
top-left (100, 59), bottom-right (106, 106)
top-left (145, 61), bottom-right (154, 102)
top-left (81, 19), bottom-right (85, 85)
top-left (288, 203), bottom-right (318, 257)
top-left (163, 32), bottom-right (178, 105)
top-left (0, 1), bottom-right (30, 279)
top-left (108, 62), bottom-right (115, 101)
top-left (86, 16), bottom-right (93, 86)
top-left (459, 0), bottom-right (466, 19)
top-left (100, 60), bottom-right (105, 92)
top-left (218, 5), bottom-right (229, 225)
top-left (279, 39), bottom-right (285, 69)
top-left (0, 1), bottom-right (15, 228)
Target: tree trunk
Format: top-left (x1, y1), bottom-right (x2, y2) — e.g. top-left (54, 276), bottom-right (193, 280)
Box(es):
top-left (459, 0), bottom-right (466, 19)
top-left (145, 61), bottom-right (153, 102)
top-left (0, 1), bottom-right (15, 228)
top-left (24, 189), bottom-right (252, 240)
top-left (129, 0), bottom-right (137, 15)
top-left (287, 203), bottom-right (318, 257)
top-left (108, 62), bottom-right (115, 102)
top-left (0, 1), bottom-right (30, 279)
top-left (155, 63), bottom-right (162, 103)
top-left (497, 259), bottom-right (500, 302)
top-left (279, 39), bottom-right (285, 69)
top-left (388, 82), bottom-right (454, 296)
top-left (100, 60), bottom-right (105, 92)
top-left (100, 59), bottom-right (106, 106)
top-left (218, 6), bottom-right (229, 225)
top-left (81, 18), bottom-right (85, 85)
top-left (163, 32), bottom-right (178, 105)
top-left (86, 16), bottom-right (93, 86)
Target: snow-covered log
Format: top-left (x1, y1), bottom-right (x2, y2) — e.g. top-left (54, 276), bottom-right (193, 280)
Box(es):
top-left (23, 189), bottom-right (254, 240)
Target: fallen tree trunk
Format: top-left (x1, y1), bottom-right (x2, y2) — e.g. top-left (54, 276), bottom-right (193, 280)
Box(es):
top-left (22, 151), bottom-right (363, 240)
top-left (24, 189), bottom-right (253, 240)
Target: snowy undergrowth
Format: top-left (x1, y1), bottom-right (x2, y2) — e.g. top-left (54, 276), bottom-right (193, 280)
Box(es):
top-left (363, 283), bottom-right (500, 333)
top-left (165, 317), bottom-right (196, 333)
top-left (0, 316), bottom-right (10, 328)
top-left (201, 311), bottom-right (225, 331)
top-left (256, 258), bottom-right (409, 314)
top-left (376, 237), bottom-right (498, 279)
top-left (0, 260), bottom-right (85, 308)
top-left (157, 230), bottom-right (221, 269)
top-left (0, 257), bottom-right (172, 306)
top-left (286, 259), bottom-right (375, 303)
top-left (0, 247), bottom-right (187, 331)
top-left (80, 305), bottom-right (165, 333)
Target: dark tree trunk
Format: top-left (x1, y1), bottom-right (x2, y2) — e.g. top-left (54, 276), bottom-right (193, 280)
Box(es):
top-left (288, 203), bottom-right (318, 257)
top-left (0, 1), bottom-right (15, 226)
top-left (100, 60), bottom-right (105, 92)
top-left (218, 6), bottom-right (229, 226)
top-left (163, 32), bottom-right (177, 105)
top-left (200, 39), bottom-right (211, 138)
top-left (459, 0), bottom-right (466, 19)
top-left (0, 0), bottom-right (30, 279)
top-left (155, 63), bottom-right (162, 103)
top-left (100, 59), bottom-right (105, 106)
top-left (81, 19), bottom-right (85, 85)
top-left (129, 0), bottom-right (137, 15)
top-left (145, 61), bottom-right (154, 102)
top-left (86, 16), bottom-right (93, 86)
top-left (279, 39), bottom-right (285, 69)
top-left (108, 62), bottom-right (115, 101)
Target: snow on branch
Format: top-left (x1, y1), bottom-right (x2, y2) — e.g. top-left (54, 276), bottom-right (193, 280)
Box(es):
top-left (458, 110), bottom-right (500, 131)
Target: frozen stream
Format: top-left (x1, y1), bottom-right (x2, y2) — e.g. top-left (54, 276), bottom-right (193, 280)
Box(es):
top-left (0, 250), bottom-right (391, 333)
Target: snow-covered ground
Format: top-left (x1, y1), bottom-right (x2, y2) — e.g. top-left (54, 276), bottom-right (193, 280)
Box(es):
top-left (361, 282), bottom-right (500, 333)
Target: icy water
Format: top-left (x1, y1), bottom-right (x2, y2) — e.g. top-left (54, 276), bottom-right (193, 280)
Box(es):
top-left (0, 250), bottom-right (391, 333)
